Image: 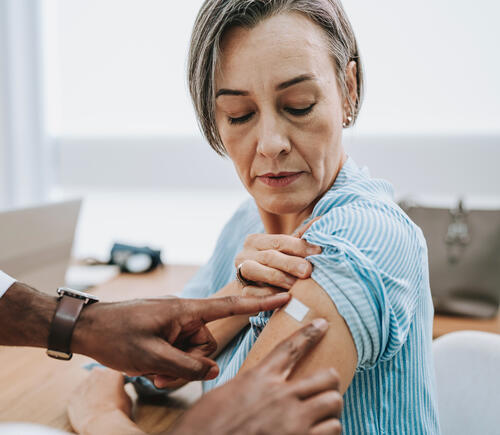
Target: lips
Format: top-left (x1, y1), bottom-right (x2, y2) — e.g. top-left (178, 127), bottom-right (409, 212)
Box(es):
top-left (257, 171), bottom-right (303, 187)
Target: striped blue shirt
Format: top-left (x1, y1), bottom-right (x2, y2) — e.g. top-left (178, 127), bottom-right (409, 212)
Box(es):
top-left (182, 157), bottom-right (440, 434)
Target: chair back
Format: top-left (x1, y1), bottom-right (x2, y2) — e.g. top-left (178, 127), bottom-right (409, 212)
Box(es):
top-left (433, 331), bottom-right (500, 435)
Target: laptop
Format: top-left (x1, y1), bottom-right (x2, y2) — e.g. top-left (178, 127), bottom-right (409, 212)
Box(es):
top-left (0, 199), bottom-right (81, 295)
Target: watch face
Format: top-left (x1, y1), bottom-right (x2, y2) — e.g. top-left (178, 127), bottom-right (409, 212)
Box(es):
top-left (57, 287), bottom-right (99, 303)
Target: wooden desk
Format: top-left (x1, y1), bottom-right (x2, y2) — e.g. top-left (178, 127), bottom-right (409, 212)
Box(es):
top-left (0, 265), bottom-right (200, 434)
top-left (0, 264), bottom-right (498, 433)
top-left (433, 311), bottom-right (500, 338)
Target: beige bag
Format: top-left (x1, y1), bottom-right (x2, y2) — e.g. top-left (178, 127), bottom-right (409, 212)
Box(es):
top-left (400, 200), bottom-right (500, 318)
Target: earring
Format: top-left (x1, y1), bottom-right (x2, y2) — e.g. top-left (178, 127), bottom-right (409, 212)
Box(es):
top-left (342, 115), bottom-right (353, 128)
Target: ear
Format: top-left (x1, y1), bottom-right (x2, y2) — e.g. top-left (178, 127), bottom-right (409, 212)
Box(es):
top-left (344, 60), bottom-right (358, 114)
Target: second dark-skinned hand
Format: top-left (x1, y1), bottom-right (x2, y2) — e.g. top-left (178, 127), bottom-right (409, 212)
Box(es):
top-left (169, 319), bottom-right (342, 435)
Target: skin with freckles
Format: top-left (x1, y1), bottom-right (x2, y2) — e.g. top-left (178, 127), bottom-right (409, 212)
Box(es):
top-left (215, 12), bottom-right (356, 235)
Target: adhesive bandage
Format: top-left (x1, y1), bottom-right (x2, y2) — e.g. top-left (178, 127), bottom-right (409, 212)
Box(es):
top-left (284, 297), bottom-right (310, 322)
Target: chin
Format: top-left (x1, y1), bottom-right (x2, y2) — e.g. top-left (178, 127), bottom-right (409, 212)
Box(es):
top-left (257, 194), bottom-right (311, 216)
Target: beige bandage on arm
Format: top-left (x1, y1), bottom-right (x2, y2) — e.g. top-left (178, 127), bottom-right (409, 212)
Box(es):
top-left (284, 297), bottom-right (310, 322)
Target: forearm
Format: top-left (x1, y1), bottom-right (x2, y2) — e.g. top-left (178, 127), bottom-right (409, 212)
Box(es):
top-left (0, 280), bottom-right (103, 361)
top-left (206, 280), bottom-right (252, 358)
top-left (0, 282), bottom-right (57, 348)
top-left (0, 280), bottom-right (100, 357)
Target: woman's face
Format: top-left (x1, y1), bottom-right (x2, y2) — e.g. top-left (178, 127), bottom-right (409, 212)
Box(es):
top-left (215, 12), bottom-right (353, 216)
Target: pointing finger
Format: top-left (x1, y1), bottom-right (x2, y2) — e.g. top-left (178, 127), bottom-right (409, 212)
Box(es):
top-left (186, 293), bottom-right (291, 323)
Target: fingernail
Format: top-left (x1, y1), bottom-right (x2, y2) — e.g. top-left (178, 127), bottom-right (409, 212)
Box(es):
top-left (310, 244), bottom-right (322, 253)
top-left (154, 378), bottom-right (166, 389)
top-left (298, 263), bottom-right (308, 275)
top-left (276, 292), bottom-right (291, 299)
top-left (306, 247), bottom-right (319, 256)
top-left (205, 366), bottom-right (219, 380)
top-left (312, 318), bottom-right (328, 332)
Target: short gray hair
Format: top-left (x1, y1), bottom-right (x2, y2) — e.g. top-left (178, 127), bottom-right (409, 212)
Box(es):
top-left (188, 0), bottom-right (364, 156)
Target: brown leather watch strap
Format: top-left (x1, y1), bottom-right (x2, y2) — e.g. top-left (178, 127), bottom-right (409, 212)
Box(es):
top-left (47, 295), bottom-right (86, 360)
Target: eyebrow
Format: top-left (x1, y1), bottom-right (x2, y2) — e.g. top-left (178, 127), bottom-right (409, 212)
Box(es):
top-left (215, 73), bottom-right (316, 98)
top-left (276, 74), bottom-right (316, 91)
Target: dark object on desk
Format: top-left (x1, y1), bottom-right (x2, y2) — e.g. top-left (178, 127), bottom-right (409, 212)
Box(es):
top-left (400, 199), bottom-right (500, 319)
top-left (109, 243), bottom-right (163, 274)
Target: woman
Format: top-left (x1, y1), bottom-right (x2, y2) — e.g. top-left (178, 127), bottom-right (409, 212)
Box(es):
top-left (71, 0), bottom-right (440, 433)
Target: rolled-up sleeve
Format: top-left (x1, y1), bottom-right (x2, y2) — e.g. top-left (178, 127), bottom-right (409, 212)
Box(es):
top-left (304, 203), bottom-right (425, 370)
top-left (0, 271), bottom-right (16, 298)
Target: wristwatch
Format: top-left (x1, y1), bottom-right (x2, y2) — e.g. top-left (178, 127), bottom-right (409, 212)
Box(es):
top-left (46, 287), bottom-right (99, 360)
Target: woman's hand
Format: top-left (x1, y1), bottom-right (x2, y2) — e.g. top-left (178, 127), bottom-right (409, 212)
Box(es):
top-left (67, 368), bottom-right (142, 435)
top-left (235, 218), bottom-right (321, 296)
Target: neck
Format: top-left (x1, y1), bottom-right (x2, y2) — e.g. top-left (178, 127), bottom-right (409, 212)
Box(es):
top-left (258, 207), bottom-right (314, 235)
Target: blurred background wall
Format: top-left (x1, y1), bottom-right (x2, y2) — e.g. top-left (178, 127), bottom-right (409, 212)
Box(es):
top-left (0, 0), bottom-right (499, 264)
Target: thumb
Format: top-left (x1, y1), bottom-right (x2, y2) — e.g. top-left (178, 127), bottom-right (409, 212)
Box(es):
top-left (293, 216), bottom-right (321, 238)
top-left (155, 344), bottom-right (220, 381)
top-left (259, 319), bottom-right (329, 380)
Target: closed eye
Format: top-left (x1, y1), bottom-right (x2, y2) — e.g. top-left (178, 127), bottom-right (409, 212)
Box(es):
top-left (228, 103), bottom-right (315, 124)
top-left (285, 103), bottom-right (315, 116)
top-left (228, 112), bottom-right (255, 125)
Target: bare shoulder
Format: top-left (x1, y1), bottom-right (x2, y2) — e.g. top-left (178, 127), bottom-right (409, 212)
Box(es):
top-left (240, 278), bottom-right (357, 394)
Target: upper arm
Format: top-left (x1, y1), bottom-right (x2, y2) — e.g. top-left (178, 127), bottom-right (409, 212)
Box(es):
top-left (239, 277), bottom-right (357, 394)
top-left (238, 200), bottom-right (425, 393)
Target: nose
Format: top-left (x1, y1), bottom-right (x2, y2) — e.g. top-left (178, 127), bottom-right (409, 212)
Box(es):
top-left (256, 113), bottom-right (291, 159)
